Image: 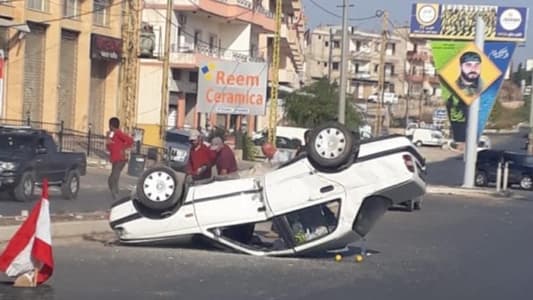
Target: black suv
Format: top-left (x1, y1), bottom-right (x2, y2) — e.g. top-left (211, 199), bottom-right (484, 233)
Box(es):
top-left (476, 149), bottom-right (533, 190)
top-left (0, 127), bottom-right (87, 201)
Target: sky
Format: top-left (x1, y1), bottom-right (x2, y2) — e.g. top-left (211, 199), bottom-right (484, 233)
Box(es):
top-left (303, 0), bottom-right (533, 66)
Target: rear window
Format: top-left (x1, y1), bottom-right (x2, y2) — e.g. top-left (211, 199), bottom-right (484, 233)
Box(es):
top-left (0, 134), bottom-right (34, 150)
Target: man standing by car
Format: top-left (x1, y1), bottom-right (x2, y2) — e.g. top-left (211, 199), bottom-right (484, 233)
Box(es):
top-left (186, 131), bottom-right (213, 180)
top-left (106, 117), bottom-right (134, 200)
top-left (261, 143), bottom-right (291, 167)
top-left (210, 137), bottom-right (238, 179)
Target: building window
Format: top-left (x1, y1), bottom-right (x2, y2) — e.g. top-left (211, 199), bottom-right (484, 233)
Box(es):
top-left (63, 0), bottom-right (78, 18)
top-left (374, 64), bottom-right (379, 73)
top-left (317, 61), bottom-right (321, 65)
top-left (172, 69), bottom-right (181, 81)
top-left (355, 63), bottom-right (359, 73)
top-left (27, 0), bottom-right (49, 11)
top-left (332, 62), bottom-right (339, 70)
top-left (193, 30), bottom-right (201, 50)
top-left (323, 62), bottom-right (327, 67)
top-left (93, 0), bottom-right (110, 26)
top-left (189, 71), bottom-right (198, 83)
top-left (356, 41), bottom-right (361, 51)
top-left (333, 41), bottom-right (340, 48)
top-left (387, 43), bottom-right (396, 55)
top-left (209, 34), bottom-right (217, 52)
top-left (375, 42), bottom-right (380, 52)
top-left (325, 41), bottom-right (329, 47)
top-left (176, 27), bottom-right (182, 51)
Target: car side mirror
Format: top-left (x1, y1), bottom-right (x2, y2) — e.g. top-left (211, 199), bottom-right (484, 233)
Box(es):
top-left (35, 147), bottom-right (47, 155)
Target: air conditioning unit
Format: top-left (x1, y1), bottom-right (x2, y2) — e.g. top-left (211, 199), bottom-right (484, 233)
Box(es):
top-left (178, 14), bottom-right (187, 26)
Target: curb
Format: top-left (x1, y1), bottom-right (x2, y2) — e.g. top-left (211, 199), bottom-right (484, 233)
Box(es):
top-left (427, 185), bottom-right (527, 200)
top-left (0, 220), bottom-right (112, 243)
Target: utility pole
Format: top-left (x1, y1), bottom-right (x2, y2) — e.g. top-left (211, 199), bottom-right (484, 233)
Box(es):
top-left (375, 10), bottom-right (388, 136)
top-left (119, 0), bottom-right (141, 133)
top-left (405, 60), bottom-right (413, 127)
top-left (463, 16), bottom-right (485, 188)
top-left (529, 74), bottom-right (533, 154)
top-left (159, 0), bottom-right (173, 142)
top-left (328, 28), bottom-right (333, 82)
top-left (267, 0), bottom-right (282, 144)
top-left (338, 0), bottom-right (350, 124)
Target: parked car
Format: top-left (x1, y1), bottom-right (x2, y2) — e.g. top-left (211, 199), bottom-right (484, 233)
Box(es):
top-left (475, 149), bottom-right (533, 190)
top-left (109, 122), bottom-right (426, 256)
top-left (0, 127), bottom-right (87, 201)
top-left (409, 128), bottom-right (446, 147)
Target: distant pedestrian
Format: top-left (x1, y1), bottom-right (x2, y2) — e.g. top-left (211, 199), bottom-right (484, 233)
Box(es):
top-left (210, 137), bottom-right (239, 179)
top-left (106, 117), bottom-right (133, 200)
top-left (186, 130), bottom-right (214, 180)
top-left (261, 143), bottom-right (291, 167)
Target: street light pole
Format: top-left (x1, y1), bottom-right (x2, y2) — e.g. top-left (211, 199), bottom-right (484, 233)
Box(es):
top-left (463, 16), bottom-right (485, 188)
top-left (338, 0), bottom-right (349, 124)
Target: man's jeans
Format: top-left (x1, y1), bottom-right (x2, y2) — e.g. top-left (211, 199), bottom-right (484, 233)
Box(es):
top-left (108, 161), bottom-right (126, 200)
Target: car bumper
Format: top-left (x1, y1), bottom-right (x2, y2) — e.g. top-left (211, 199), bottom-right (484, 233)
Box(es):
top-left (0, 172), bottom-right (18, 187)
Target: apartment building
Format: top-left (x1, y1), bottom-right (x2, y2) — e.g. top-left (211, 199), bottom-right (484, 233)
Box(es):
top-left (306, 25), bottom-right (407, 100)
top-left (0, 0), bottom-right (122, 134)
top-left (137, 0), bottom-right (306, 145)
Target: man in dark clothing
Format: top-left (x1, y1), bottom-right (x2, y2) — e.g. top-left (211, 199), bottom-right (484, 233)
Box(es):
top-left (106, 117), bottom-right (134, 200)
top-left (210, 137), bottom-right (238, 178)
top-left (186, 131), bottom-right (214, 180)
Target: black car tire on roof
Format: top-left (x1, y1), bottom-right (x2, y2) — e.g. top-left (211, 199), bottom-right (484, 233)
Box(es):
top-left (519, 175), bottom-right (533, 190)
top-left (11, 171), bottom-right (35, 202)
top-left (307, 122), bottom-right (360, 171)
top-left (61, 169), bottom-right (80, 200)
top-left (475, 171), bottom-right (488, 187)
top-left (136, 166), bottom-right (184, 211)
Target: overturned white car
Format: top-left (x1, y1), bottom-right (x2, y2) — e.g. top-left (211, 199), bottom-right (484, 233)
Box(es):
top-left (109, 122), bottom-right (426, 256)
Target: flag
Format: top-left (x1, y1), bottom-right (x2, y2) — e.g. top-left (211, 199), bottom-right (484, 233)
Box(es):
top-left (0, 179), bottom-right (54, 284)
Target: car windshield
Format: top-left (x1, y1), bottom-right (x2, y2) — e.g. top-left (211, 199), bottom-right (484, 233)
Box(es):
top-left (0, 135), bottom-right (34, 153)
top-left (165, 132), bottom-right (190, 145)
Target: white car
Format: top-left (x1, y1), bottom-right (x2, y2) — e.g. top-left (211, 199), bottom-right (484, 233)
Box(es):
top-left (109, 122), bottom-right (426, 256)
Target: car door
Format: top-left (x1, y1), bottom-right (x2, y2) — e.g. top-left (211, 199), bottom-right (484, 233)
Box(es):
top-left (33, 137), bottom-right (52, 182)
top-left (192, 177), bottom-right (268, 230)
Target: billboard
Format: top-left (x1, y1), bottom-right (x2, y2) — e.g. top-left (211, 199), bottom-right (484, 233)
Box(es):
top-left (196, 61), bottom-right (268, 116)
top-left (410, 3), bottom-right (528, 42)
top-left (432, 41), bottom-right (515, 142)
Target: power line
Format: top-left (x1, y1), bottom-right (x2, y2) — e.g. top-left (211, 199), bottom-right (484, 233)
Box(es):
top-left (307, 0), bottom-right (382, 22)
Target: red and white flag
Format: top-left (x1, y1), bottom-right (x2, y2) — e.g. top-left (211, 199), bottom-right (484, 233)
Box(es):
top-left (0, 179), bottom-right (54, 284)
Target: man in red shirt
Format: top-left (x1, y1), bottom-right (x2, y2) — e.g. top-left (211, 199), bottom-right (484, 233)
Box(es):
top-left (106, 117), bottom-right (134, 200)
top-left (186, 131), bottom-right (214, 180)
top-left (210, 137), bottom-right (238, 179)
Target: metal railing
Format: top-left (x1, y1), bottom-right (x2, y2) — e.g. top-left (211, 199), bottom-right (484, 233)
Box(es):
top-left (0, 118), bottom-right (166, 161)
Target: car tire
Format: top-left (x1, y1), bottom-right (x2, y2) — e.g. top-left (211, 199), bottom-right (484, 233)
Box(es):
top-left (307, 122), bottom-right (359, 171)
top-left (519, 175), bottom-right (533, 190)
top-left (414, 197), bottom-right (422, 210)
top-left (415, 141), bottom-right (423, 147)
top-left (475, 171), bottom-right (488, 187)
top-left (136, 166), bottom-right (184, 211)
top-left (61, 169), bottom-right (80, 200)
top-left (12, 171), bottom-right (35, 202)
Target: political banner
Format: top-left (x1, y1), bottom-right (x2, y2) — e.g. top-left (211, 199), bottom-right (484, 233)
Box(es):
top-left (410, 4), bottom-right (528, 42)
top-left (432, 41), bottom-right (515, 142)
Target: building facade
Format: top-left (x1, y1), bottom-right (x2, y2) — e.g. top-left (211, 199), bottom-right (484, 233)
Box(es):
top-left (306, 25), bottom-right (408, 101)
top-left (136, 0), bottom-right (306, 145)
top-left (0, 0), bottom-right (122, 134)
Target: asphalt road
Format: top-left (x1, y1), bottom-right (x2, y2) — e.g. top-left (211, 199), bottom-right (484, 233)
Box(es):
top-left (1, 193), bottom-right (532, 300)
top-left (0, 168), bottom-right (137, 217)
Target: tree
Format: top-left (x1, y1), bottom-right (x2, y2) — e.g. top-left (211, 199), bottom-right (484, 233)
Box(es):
top-left (283, 78), bottom-right (362, 130)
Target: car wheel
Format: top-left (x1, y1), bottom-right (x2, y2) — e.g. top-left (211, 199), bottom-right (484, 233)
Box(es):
top-left (415, 141), bottom-right (423, 147)
top-left (136, 166), bottom-right (184, 211)
top-left (405, 200), bottom-right (415, 212)
top-left (519, 175), bottom-right (533, 190)
top-left (307, 122), bottom-right (359, 170)
top-left (12, 171), bottom-right (35, 202)
top-left (475, 171), bottom-right (488, 187)
top-left (61, 169), bottom-right (80, 200)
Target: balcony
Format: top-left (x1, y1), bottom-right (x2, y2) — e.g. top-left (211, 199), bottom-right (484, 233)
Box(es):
top-left (351, 72), bottom-right (376, 81)
top-left (407, 74), bottom-right (425, 83)
top-left (351, 50), bottom-right (373, 61)
top-left (169, 43), bottom-right (265, 68)
top-left (407, 50), bottom-right (430, 62)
